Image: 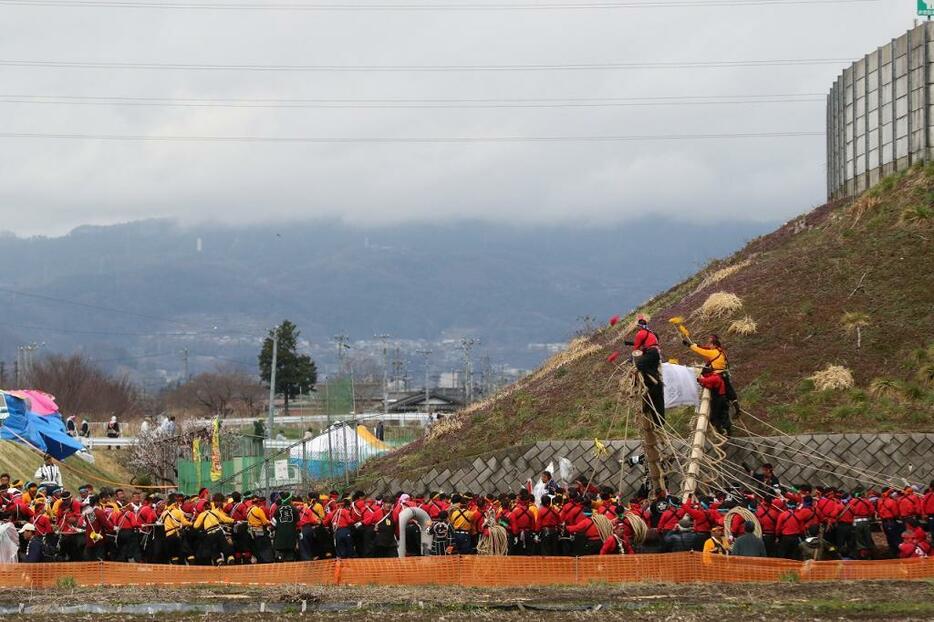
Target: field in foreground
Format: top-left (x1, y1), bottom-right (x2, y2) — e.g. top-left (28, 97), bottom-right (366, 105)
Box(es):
top-left (1, 581), bottom-right (932, 620)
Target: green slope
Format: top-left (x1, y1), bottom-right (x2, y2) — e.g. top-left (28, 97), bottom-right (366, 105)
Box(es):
top-left (361, 164), bottom-right (934, 484)
top-left (0, 440), bottom-right (133, 491)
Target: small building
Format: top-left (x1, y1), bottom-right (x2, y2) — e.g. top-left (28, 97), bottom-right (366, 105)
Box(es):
top-left (388, 389), bottom-right (465, 414)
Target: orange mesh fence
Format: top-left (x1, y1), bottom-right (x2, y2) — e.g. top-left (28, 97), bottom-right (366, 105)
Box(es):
top-left (2, 554), bottom-right (933, 588)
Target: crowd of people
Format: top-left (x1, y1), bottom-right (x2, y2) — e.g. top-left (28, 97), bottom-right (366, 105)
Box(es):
top-left (1, 459), bottom-right (932, 565)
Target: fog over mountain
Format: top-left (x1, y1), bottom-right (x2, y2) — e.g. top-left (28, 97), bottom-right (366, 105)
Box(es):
top-left (0, 218), bottom-right (773, 389)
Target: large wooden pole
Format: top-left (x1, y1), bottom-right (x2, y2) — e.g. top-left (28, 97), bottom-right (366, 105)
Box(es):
top-left (681, 387), bottom-right (712, 502)
top-left (639, 411), bottom-right (667, 495)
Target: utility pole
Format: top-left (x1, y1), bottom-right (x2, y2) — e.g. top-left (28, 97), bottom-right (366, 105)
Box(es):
top-left (182, 348), bottom-right (190, 383)
top-left (18, 343), bottom-right (43, 386)
top-left (266, 326), bottom-right (279, 440)
top-left (374, 334), bottom-right (391, 415)
top-left (460, 338), bottom-right (478, 404)
top-left (333, 334), bottom-right (350, 373)
top-left (417, 349), bottom-right (432, 416)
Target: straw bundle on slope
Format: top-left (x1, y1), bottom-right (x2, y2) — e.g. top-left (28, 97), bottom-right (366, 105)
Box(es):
top-left (728, 316), bottom-right (758, 336)
top-left (809, 365), bottom-right (855, 391)
top-left (697, 292), bottom-right (744, 319)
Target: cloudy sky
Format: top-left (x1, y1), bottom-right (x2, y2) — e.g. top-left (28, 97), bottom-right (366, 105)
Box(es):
top-left (0, 0), bottom-right (919, 236)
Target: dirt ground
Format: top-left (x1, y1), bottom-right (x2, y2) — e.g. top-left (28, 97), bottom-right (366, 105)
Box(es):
top-left (1, 581), bottom-right (932, 620)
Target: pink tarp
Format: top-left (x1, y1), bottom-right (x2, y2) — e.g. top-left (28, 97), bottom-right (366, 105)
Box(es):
top-left (6, 390), bottom-right (60, 415)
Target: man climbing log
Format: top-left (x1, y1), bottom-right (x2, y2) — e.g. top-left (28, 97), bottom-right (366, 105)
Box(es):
top-left (682, 333), bottom-right (740, 418)
top-left (623, 316), bottom-right (665, 426)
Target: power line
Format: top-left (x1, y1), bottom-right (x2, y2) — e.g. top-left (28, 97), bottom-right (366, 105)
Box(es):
top-left (0, 130), bottom-right (825, 144)
top-left (0, 285), bottom-right (186, 324)
top-left (0, 0), bottom-right (884, 11)
top-left (0, 93), bottom-right (825, 110)
top-left (0, 57), bottom-right (855, 72)
top-left (0, 321), bottom-right (215, 337)
top-left (0, 285), bottom-right (259, 338)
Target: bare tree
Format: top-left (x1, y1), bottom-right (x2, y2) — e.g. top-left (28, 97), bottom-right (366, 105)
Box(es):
top-left (30, 354), bottom-right (144, 419)
top-left (163, 368), bottom-right (267, 418)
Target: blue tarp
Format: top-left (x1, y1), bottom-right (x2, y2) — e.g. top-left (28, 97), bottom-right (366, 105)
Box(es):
top-left (0, 392), bottom-right (84, 460)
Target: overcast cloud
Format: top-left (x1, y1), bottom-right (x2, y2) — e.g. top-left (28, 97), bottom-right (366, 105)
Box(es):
top-left (0, 1), bottom-right (919, 236)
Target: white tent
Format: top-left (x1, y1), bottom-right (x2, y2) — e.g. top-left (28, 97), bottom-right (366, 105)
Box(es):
top-left (289, 421), bottom-right (391, 462)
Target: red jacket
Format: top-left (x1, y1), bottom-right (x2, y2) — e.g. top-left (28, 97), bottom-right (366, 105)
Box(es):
top-left (84, 507), bottom-right (114, 546)
top-left (537, 505), bottom-right (561, 529)
top-left (923, 491), bottom-right (934, 516)
top-left (567, 516), bottom-right (601, 540)
top-left (560, 502), bottom-right (583, 527)
top-left (32, 513), bottom-right (53, 536)
top-left (420, 500), bottom-right (444, 520)
top-left (508, 503), bottom-right (538, 535)
top-left (327, 507), bottom-right (357, 529)
top-left (138, 504), bottom-right (158, 527)
top-left (728, 512), bottom-right (746, 536)
top-left (599, 534), bottom-right (634, 555)
top-left (775, 509), bottom-right (805, 536)
top-left (697, 373), bottom-right (726, 396)
top-left (113, 508), bottom-right (140, 530)
top-left (847, 498), bottom-right (875, 520)
top-left (684, 505), bottom-right (711, 532)
top-left (632, 327), bottom-right (659, 352)
top-left (877, 495), bottom-right (899, 520)
top-left (757, 503), bottom-right (781, 534)
top-left (898, 541), bottom-right (929, 559)
top-left (898, 494), bottom-right (922, 518)
top-left (657, 509), bottom-right (680, 534)
top-left (795, 506), bottom-right (819, 531)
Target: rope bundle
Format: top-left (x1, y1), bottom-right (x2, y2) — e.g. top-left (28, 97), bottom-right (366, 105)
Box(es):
top-left (477, 510), bottom-right (509, 556)
top-left (591, 513), bottom-right (614, 542)
top-left (476, 525), bottom-right (509, 556)
top-left (723, 506), bottom-right (762, 539)
top-left (623, 512), bottom-right (648, 545)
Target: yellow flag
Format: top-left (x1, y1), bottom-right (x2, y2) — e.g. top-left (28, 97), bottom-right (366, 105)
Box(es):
top-left (192, 437), bottom-right (201, 462)
top-left (593, 438), bottom-right (608, 458)
top-left (210, 417), bottom-right (223, 482)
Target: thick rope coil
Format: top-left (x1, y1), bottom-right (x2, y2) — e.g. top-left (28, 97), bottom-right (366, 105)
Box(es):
top-left (476, 509), bottom-right (509, 556)
top-left (723, 506), bottom-right (762, 539)
top-left (623, 511), bottom-right (649, 545)
top-left (591, 513), bottom-right (614, 542)
top-left (476, 525), bottom-right (509, 556)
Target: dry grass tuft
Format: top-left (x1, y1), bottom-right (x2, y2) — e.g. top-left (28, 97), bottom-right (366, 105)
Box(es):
top-left (848, 195), bottom-right (882, 227)
top-left (916, 363), bottom-right (934, 388)
top-left (809, 365), bottom-right (855, 391)
top-left (868, 378), bottom-right (902, 400)
top-left (694, 259), bottom-right (752, 293)
top-left (425, 415), bottom-right (464, 442)
top-left (697, 292), bottom-right (744, 320)
top-left (728, 316), bottom-right (758, 336)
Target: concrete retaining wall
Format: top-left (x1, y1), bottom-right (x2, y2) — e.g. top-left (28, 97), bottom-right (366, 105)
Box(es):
top-left (371, 433), bottom-right (934, 496)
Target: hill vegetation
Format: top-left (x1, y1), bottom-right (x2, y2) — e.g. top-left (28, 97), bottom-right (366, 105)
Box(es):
top-left (361, 164), bottom-right (934, 484)
top-left (0, 441), bottom-right (133, 492)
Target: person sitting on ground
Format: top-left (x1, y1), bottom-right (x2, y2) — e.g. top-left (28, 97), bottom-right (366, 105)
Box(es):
top-left (730, 521), bottom-right (767, 558)
top-left (898, 531), bottom-right (930, 559)
top-left (599, 520), bottom-right (634, 555)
